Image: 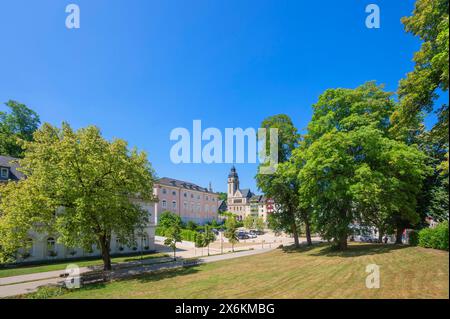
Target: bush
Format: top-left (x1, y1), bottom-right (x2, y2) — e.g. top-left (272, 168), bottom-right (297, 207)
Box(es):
top-left (418, 222), bottom-right (449, 251)
top-left (181, 229), bottom-right (198, 242)
top-left (155, 227), bottom-right (165, 236)
top-left (186, 221), bottom-right (198, 231)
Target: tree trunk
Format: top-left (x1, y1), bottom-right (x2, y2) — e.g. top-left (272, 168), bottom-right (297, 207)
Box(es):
top-left (378, 231), bottom-right (383, 244)
top-left (395, 227), bottom-right (404, 244)
top-left (291, 223), bottom-right (300, 248)
top-left (305, 219), bottom-right (312, 246)
top-left (338, 233), bottom-right (347, 250)
top-left (173, 246), bottom-right (176, 261)
top-left (99, 235), bottom-right (112, 271)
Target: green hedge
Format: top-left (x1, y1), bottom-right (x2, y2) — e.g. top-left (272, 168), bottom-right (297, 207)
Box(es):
top-left (180, 229), bottom-right (198, 242)
top-left (417, 222), bottom-right (449, 251)
top-left (156, 227), bottom-right (198, 242)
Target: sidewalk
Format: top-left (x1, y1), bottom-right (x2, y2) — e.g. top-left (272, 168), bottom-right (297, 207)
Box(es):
top-left (0, 246), bottom-right (275, 298)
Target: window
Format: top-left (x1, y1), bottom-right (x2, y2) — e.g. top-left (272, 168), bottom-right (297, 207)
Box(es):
top-left (47, 237), bottom-right (56, 256)
top-left (172, 191), bottom-right (176, 196)
top-left (162, 200), bottom-right (167, 208)
top-left (184, 193), bottom-right (187, 197)
top-left (162, 188), bottom-right (167, 194)
top-left (205, 196), bottom-right (209, 201)
top-left (191, 194), bottom-right (194, 198)
top-left (172, 201), bottom-right (177, 209)
top-left (184, 202), bottom-right (187, 210)
top-left (141, 235), bottom-right (149, 248)
top-left (0, 168), bottom-right (8, 178)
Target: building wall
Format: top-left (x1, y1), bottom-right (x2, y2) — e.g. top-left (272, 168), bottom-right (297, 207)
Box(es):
top-left (14, 201), bottom-right (156, 264)
top-left (154, 183), bottom-right (219, 225)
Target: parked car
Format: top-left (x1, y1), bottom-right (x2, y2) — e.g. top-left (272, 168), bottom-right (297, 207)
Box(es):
top-left (359, 235), bottom-right (379, 243)
top-left (359, 235), bottom-right (373, 242)
top-left (250, 229), bottom-right (264, 235)
top-left (237, 232), bottom-right (250, 240)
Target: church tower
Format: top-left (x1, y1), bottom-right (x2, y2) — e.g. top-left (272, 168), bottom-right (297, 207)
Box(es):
top-left (227, 166), bottom-right (239, 198)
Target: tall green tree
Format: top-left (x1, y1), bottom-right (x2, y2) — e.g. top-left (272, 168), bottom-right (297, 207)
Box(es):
top-left (300, 82), bottom-right (429, 249)
top-left (256, 114), bottom-right (309, 247)
top-left (0, 123), bottom-right (156, 269)
top-left (0, 100), bottom-right (40, 158)
top-left (391, 0), bottom-right (448, 145)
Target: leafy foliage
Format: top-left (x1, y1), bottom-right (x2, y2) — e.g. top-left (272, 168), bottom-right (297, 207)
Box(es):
top-left (0, 100), bottom-right (40, 158)
top-left (391, 0), bottom-right (449, 145)
top-left (418, 222), bottom-right (449, 250)
top-left (0, 123), bottom-right (156, 268)
top-left (299, 82), bottom-right (429, 249)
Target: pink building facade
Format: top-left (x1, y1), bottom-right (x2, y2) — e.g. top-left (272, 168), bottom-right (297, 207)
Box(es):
top-left (153, 178), bottom-right (220, 225)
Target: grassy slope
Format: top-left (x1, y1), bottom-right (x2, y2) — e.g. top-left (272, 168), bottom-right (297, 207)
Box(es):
top-left (0, 253), bottom-right (168, 278)
top-left (54, 243), bottom-right (449, 299)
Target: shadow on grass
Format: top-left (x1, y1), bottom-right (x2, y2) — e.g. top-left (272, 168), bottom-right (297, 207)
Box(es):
top-left (281, 242), bottom-right (409, 257)
top-left (135, 265), bottom-right (201, 284)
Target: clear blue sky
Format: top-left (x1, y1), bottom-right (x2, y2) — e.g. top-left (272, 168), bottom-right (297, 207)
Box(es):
top-left (0, 0), bottom-right (441, 193)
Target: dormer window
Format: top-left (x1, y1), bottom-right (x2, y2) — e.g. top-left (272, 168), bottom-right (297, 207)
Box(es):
top-left (0, 168), bottom-right (8, 179)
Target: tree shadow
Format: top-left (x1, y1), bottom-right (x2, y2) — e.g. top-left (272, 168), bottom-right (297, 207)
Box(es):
top-left (281, 242), bottom-right (328, 254)
top-left (281, 242), bottom-right (410, 257)
top-left (135, 265), bottom-right (200, 283)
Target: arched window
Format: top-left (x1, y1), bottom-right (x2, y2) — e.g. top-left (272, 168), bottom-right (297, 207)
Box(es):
top-left (162, 200), bottom-right (167, 208)
top-left (172, 201), bottom-right (177, 209)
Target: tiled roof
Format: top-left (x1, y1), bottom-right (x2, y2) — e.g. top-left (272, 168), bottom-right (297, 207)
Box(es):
top-left (239, 188), bottom-right (253, 198)
top-left (156, 177), bottom-right (215, 194)
top-left (0, 155), bottom-right (25, 182)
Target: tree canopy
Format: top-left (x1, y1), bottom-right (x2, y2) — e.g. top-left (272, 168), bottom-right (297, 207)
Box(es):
top-left (0, 100), bottom-right (40, 158)
top-left (0, 123), bottom-right (156, 269)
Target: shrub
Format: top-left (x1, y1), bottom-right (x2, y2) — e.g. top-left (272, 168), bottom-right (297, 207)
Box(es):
top-left (181, 229), bottom-right (197, 242)
top-left (27, 286), bottom-right (67, 299)
top-left (186, 221), bottom-right (198, 231)
top-left (418, 222), bottom-right (449, 251)
top-left (155, 227), bottom-right (165, 236)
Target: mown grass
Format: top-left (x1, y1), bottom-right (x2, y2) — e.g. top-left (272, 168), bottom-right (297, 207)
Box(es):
top-left (0, 252), bottom-right (169, 278)
top-left (27, 243), bottom-right (449, 299)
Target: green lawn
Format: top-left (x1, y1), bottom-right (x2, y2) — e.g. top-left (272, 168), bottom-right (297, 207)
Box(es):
top-left (31, 243), bottom-right (449, 299)
top-left (0, 252), bottom-right (169, 278)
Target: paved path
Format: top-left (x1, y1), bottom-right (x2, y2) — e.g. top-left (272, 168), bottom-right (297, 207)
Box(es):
top-left (0, 247), bottom-right (275, 298)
